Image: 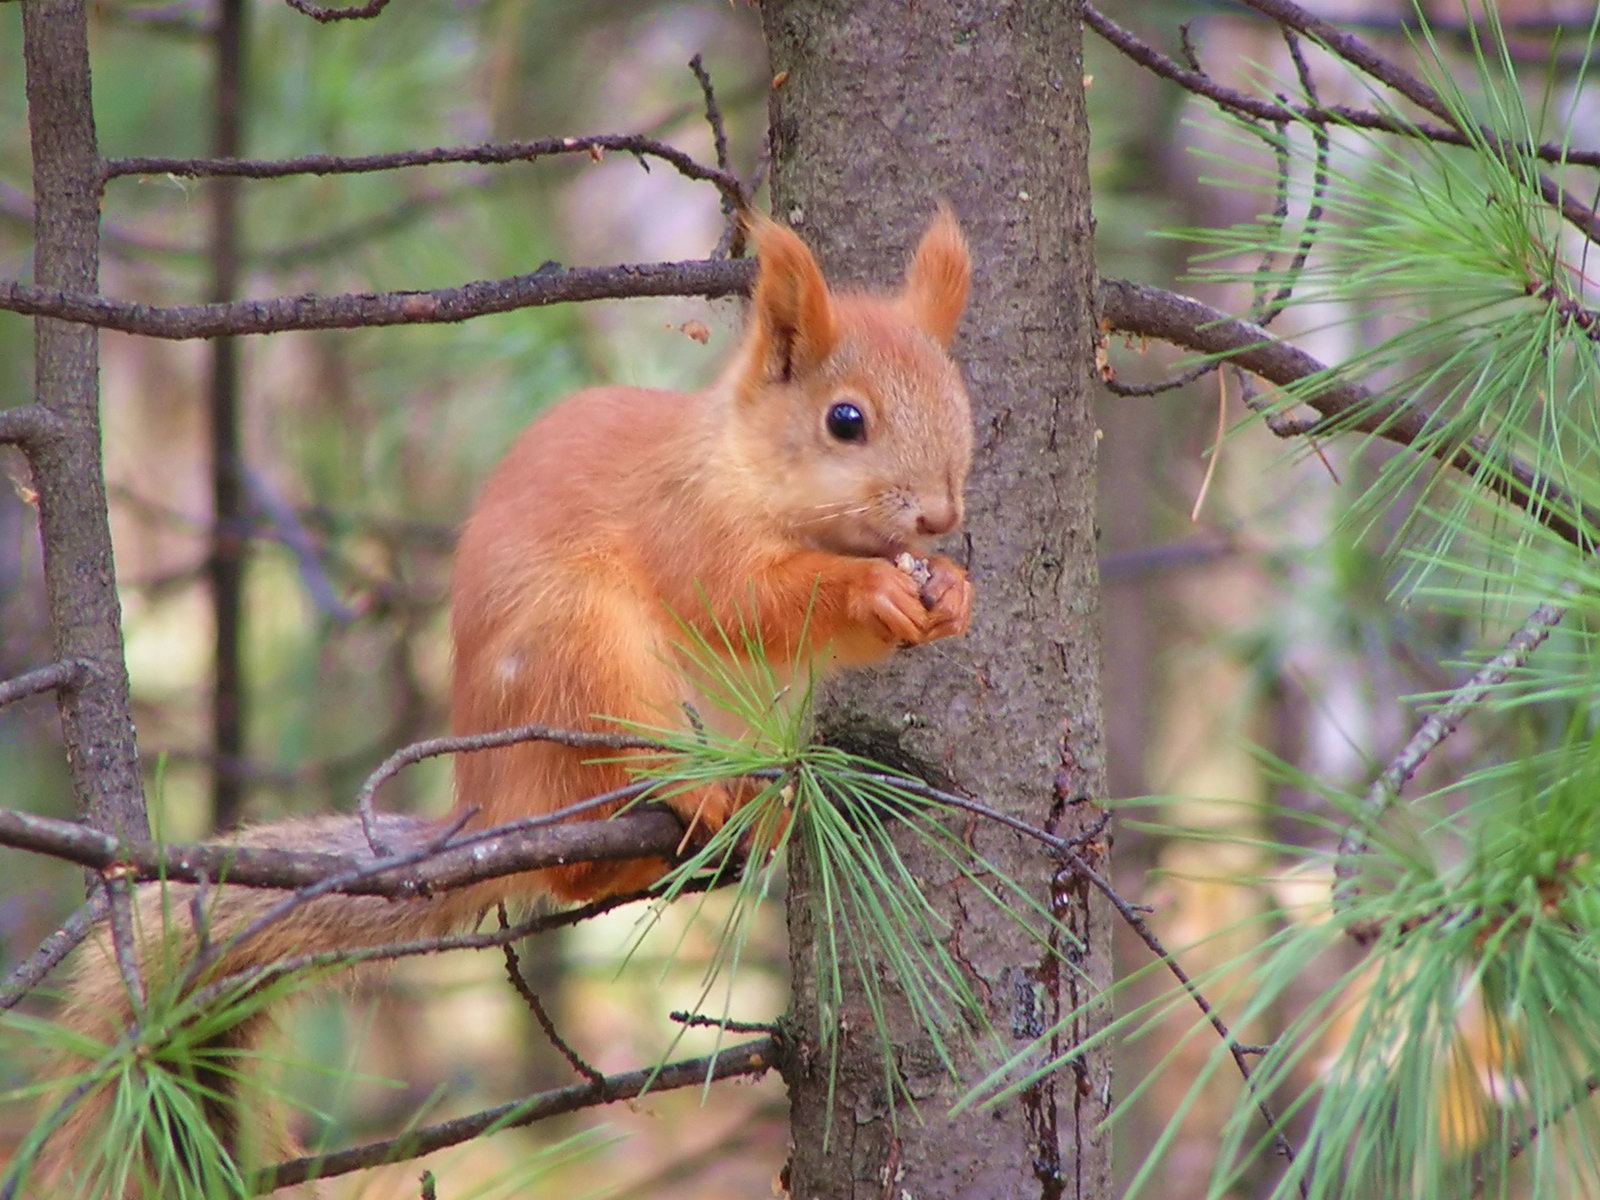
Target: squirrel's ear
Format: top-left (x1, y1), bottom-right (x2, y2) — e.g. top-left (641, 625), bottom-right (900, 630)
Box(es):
top-left (744, 214), bottom-right (837, 386)
top-left (901, 204), bottom-right (970, 348)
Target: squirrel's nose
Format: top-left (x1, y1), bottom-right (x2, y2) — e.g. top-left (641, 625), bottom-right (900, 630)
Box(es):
top-left (916, 499), bottom-right (961, 537)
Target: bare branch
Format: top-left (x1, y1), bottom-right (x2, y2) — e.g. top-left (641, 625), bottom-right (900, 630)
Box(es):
top-left (254, 1037), bottom-right (777, 1191)
top-left (104, 132), bottom-right (749, 213)
top-left (688, 55), bottom-right (731, 173)
top-left (1098, 278), bottom-right (1600, 552)
top-left (101, 872), bottom-right (147, 1009)
top-left (1103, 358), bottom-right (1219, 398)
top-left (280, 0), bottom-right (389, 22)
top-left (0, 257), bottom-right (756, 339)
top-left (1253, 30), bottom-right (1330, 327)
top-left (689, 54), bottom-right (746, 260)
top-left (670, 1010), bottom-right (778, 1035)
top-left (497, 904), bottom-right (606, 1088)
top-left (0, 659), bottom-right (85, 709)
top-left (0, 896), bottom-right (105, 1010)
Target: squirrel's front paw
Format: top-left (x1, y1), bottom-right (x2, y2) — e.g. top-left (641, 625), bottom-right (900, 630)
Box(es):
top-left (856, 556), bottom-right (971, 647)
top-left (852, 558), bottom-right (935, 646)
top-left (918, 555), bottom-right (973, 641)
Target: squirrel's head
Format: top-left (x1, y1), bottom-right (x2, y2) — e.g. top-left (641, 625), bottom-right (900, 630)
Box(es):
top-left (726, 207), bottom-right (973, 560)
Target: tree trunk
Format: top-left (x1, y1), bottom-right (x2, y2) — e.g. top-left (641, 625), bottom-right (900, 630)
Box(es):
top-left (23, 0), bottom-right (148, 841)
top-left (762, 2), bottom-right (1111, 1197)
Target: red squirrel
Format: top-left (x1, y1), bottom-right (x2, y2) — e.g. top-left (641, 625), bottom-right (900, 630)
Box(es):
top-left (35, 209), bottom-right (974, 1191)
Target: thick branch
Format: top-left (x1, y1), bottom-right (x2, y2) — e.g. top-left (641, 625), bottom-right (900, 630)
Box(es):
top-left (255, 1037), bottom-right (776, 1191)
top-left (0, 257), bottom-right (756, 339)
top-left (0, 405), bottom-right (51, 448)
top-left (1098, 278), bottom-right (1600, 550)
top-left (0, 804), bottom-right (686, 896)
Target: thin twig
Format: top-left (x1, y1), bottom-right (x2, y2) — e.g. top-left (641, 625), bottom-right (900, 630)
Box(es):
top-left (354, 722), bottom-right (668, 853)
top-left (281, 0), bottom-right (389, 22)
top-left (1487, 1075), bottom-right (1600, 1184)
top-left (496, 904), bottom-right (606, 1088)
top-left (101, 871), bottom-right (147, 1010)
top-left (104, 132), bottom-right (748, 215)
top-left (174, 872), bottom-right (716, 1004)
top-left (689, 54), bottom-right (745, 261)
top-left (0, 257), bottom-right (756, 340)
top-left (0, 659), bottom-right (85, 709)
top-left (688, 55), bottom-right (731, 173)
top-left (1082, 4), bottom-right (1600, 171)
top-left (669, 1010), bottom-right (778, 1034)
top-left (1103, 359), bottom-right (1220, 398)
top-left (188, 870), bottom-right (214, 962)
top-left (0, 895), bottom-right (105, 1010)
top-left (254, 1037), bottom-right (776, 1191)
top-left (1255, 31), bottom-right (1330, 327)
top-left (1335, 589), bottom-right (1575, 937)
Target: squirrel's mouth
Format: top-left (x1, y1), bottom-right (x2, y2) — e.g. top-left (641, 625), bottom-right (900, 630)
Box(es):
top-left (811, 526), bottom-right (922, 561)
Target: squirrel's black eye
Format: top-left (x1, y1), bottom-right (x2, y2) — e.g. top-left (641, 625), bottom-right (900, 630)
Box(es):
top-left (826, 401), bottom-right (867, 443)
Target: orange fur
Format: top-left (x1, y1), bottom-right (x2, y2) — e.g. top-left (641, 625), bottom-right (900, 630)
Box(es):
top-left (35, 211), bottom-right (975, 1194)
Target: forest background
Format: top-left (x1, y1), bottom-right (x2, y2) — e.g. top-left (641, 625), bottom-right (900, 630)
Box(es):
top-left (4, 0), bottom-right (1598, 1196)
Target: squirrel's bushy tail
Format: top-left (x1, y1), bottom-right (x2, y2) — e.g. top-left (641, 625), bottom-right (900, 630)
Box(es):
top-left (29, 812), bottom-right (471, 1199)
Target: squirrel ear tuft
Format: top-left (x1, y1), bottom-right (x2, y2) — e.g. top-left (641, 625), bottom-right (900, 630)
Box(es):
top-left (901, 204), bottom-right (971, 348)
top-left (744, 213), bottom-right (837, 387)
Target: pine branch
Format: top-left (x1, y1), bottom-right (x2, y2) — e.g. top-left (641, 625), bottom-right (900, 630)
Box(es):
top-left (1334, 589), bottom-right (1576, 938)
top-left (1098, 278), bottom-right (1600, 551)
top-left (1083, 4), bottom-right (1600, 170)
top-left (1234, 0), bottom-right (1600, 242)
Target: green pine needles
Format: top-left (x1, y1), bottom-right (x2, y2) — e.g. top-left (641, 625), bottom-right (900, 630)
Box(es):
top-left (1088, 2), bottom-right (1600, 1196)
top-left (1179, 6), bottom-right (1600, 600)
top-left (620, 602), bottom-right (1084, 1139)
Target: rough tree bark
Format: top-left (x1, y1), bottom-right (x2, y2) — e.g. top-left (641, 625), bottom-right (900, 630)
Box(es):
top-left (762, 2), bottom-right (1112, 1197)
top-left (21, 0), bottom-right (148, 841)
